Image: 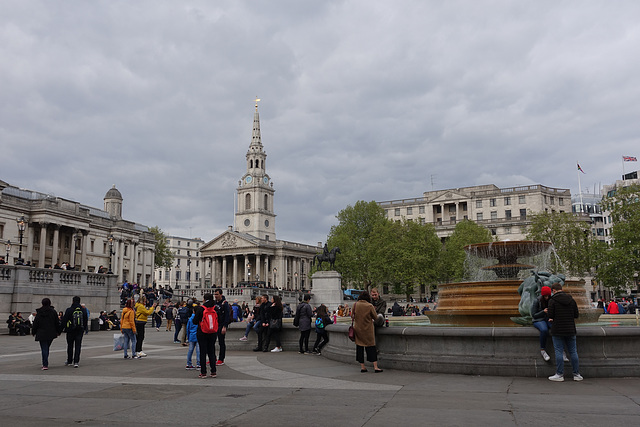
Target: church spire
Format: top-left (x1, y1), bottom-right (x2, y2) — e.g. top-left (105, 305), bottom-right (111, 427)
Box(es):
top-left (250, 97), bottom-right (263, 149)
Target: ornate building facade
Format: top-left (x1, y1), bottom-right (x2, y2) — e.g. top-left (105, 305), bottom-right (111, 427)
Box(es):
top-left (0, 180), bottom-right (156, 285)
top-left (199, 102), bottom-right (320, 290)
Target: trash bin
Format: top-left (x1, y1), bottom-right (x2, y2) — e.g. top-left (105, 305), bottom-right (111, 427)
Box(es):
top-left (90, 318), bottom-right (100, 331)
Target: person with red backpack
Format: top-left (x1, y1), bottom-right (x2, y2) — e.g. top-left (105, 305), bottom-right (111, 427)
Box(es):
top-left (193, 293), bottom-right (218, 378)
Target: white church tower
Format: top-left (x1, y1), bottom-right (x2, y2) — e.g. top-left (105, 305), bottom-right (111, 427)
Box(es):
top-left (234, 99), bottom-right (276, 241)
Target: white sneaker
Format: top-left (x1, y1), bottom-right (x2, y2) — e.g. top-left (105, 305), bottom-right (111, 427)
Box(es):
top-left (270, 347), bottom-right (283, 352)
top-left (138, 352), bottom-right (147, 357)
top-left (573, 373), bottom-right (584, 381)
top-left (239, 336), bottom-right (248, 341)
top-left (548, 373), bottom-right (564, 382)
top-left (541, 350), bottom-right (550, 362)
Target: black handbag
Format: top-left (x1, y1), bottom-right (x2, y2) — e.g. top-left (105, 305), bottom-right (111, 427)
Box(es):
top-left (269, 318), bottom-right (282, 329)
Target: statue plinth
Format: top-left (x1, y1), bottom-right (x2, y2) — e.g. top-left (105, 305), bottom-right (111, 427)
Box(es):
top-left (311, 270), bottom-right (343, 313)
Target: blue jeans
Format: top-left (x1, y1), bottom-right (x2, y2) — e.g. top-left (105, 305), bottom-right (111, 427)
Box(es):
top-left (244, 320), bottom-right (257, 336)
top-left (122, 328), bottom-right (137, 357)
top-left (552, 335), bottom-right (579, 375)
top-left (173, 319), bottom-right (182, 342)
top-left (39, 340), bottom-right (53, 367)
top-left (187, 341), bottom-right (200, 366)
top-left (533, 320), bottom-right (552, 349)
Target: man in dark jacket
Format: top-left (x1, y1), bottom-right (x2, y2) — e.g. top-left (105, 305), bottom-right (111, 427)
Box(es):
top-left (547, 283), bottom-right (582, 382)
top-left (213, 289), bottom-right (231, 366)
top-left (371, 288), bottom-right (387, 326)
top-left (61, 296), bottom-right (88, 368)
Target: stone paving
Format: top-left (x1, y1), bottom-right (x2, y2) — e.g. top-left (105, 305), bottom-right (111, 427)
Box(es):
top-left (1, 326), bottom-right (640, 426)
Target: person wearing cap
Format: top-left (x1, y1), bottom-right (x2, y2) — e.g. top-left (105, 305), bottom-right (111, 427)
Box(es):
top-left (531, 286), bottom-right (553, 361)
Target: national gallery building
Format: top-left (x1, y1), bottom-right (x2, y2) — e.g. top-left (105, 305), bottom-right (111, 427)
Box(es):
top-left (0, 180), bottom-right (156, 285)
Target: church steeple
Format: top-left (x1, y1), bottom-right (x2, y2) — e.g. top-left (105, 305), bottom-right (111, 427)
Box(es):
top-left (236, 99), bottom-right (276, 241)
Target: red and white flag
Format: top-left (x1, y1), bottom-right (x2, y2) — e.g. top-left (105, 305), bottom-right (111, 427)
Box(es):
top-left (623, 156), bottom-right (637, 162)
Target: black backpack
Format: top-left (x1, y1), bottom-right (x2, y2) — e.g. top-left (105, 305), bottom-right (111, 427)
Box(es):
top-left (68, 307), bottom-right (84, 330)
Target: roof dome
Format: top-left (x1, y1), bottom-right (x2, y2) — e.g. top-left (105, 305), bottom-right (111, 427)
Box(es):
top-left (104, 185), bottom-right (123, 200)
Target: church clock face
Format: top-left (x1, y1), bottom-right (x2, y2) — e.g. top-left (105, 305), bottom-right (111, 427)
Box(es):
top-left (263, 177), bottom-right (268, 184)
top-left (245, 176), bottom-right (252, 184)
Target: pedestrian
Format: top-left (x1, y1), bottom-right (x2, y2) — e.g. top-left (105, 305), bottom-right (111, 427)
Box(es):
top-left (370, 288), bottom-right (387, 327)
top-left (152, 304), bottom-right (163, 331)
top-left (213, 288), bottom-right (231, 366)
top-left (548, 283), bottom-right (583, 382)
top-left (193, 293), bottom-right (218, 378)
top-left (293, 294), bottom-right (313, 354)
top-left (120, 299), bottom-right (139, 359)
top-left (185, 311), bottom-right (200, 370)
top-left (165, 302), bottom-right (175, 331)
top-left (253, 294), bottom-right (271, 352)
top-left (264, 294), bottom-right (284, 352)
top-left (312, 304), bottom-right (333, 355)
top-left (134, 294), bottom-right (157, 357)
top-left (239, 296), bottom-right (261, 341)
top-left (61, 296), bottom-right (88, 368)
top-left (531, 286), bottom-right (552, 361)
top-left (352, 291), bottom-right (382, 373)
top-left (32, 297), bottom-right (61, 370)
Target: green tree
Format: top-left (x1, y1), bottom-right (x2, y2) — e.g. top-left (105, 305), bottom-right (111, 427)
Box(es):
top-left (149, 226), bottom-right (174, 269)
top-left (440, 220), bottom-right (493, 282)
top-left (325, 201), bottom-right (388, 288)
top-left (597, 184), bottom-right (640, 293)
top-left (525, 211), bottom-right (597, 276)
top-left (368, 219), bottom-right (441, 300)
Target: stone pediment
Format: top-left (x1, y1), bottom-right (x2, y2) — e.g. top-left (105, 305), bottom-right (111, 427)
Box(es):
top-left (200, 231), bottom-right (259, 252)
top-left (430, 190), bottom-right (468, 203)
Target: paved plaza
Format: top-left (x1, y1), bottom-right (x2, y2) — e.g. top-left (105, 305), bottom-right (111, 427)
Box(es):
top-left (1, 327), bottom-right (639, 426)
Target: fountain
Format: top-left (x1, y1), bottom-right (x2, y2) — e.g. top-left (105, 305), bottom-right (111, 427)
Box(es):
top-left (426, 240), bottom-right (597, 326)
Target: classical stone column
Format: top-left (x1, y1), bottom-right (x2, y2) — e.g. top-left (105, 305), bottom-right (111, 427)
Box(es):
top-left (38, 223), bottom-right (48, 268)
top-left (232, 255), bottom-right (238, 288)
top-left (131, 241), bottom-right (138, 283)
top-left (222, 257), bottom-right (227, 287)
top-left (26, 223), bottom-right (34, 265)
top-left (81, 230), bottom-right (89, 271)
top-left (117, 239), bottom-right (124, 283)
top-left (264, 255), bottom-right (269, 285)
top-left (51, 225), bottom-right (60, 267)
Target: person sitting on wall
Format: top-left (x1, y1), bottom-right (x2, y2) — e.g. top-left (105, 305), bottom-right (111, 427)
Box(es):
top-left (532, 286), bottom-right (553, 362)
top-left (107, 310), bottom-right (120, 329)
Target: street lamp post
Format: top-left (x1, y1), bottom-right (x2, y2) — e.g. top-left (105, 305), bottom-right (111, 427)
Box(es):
top-left (175, 264), bottom-right (180, 290)
top-left (295, 272), bottom-right (298, 290)
top-left (273, 267), bottom-right (277, 290)
top-left (107, 234), bottom-right (115, 274)
top-left (247, 263), bottom-right (251, 285)
top-left (16, 216), bottom-right (26, 265)
top-left (4, 240), bottom-right (10, 264)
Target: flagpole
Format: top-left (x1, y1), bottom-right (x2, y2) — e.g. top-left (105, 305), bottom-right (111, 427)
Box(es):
top-left (622, 155), bottom-right (625, 177)
top-left (577, 162), bottom-right (584, 213)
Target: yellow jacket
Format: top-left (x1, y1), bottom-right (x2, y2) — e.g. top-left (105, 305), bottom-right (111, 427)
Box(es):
top-left (134, 302), bottom-right (155, 322)
top-left (120, 307), bottom-right (136, 333)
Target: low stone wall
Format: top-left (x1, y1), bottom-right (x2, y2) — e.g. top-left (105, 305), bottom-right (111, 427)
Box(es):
top-left (320, 324), bottom-right (640, 378)
top-left (1, 265), bottom-right (120, 321)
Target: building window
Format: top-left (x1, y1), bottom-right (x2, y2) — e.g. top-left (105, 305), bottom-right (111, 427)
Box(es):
top-left (490, 228), bottom-right (497, 236)
top-left (176, 259), bottom-right (181, 266)
top-left (505, 210), bottom-right (512, 220)
top-left (520, 209), bottom-right (527, 220)
top-left (245, 193), bottom-right (252, 210)
top-left (177, 250), bottom-right (180, 255)
top-left (176, 271), bottom-right (181, 281)
top-left (419, 217), bottom-right (425, 224)
top-left (490, 198), bottom-right (496, 207)
top-left (550, 196), bottom-right (555, 205)
top-left (435, 206), bottom-right (442, 214)
top-left (90, 240), bottom-right (95, 253)
top-left (177, 240), bottom-right (181, 246)
top-left (407, 207), bottom-right (413, 215)
top-left (491, 211), bottom-right (497, 220)
top-left (264, 194), bottom-right (268, 210)
top-left (394, 208), bottom-right (400, 216)
top-left (476, 200), bottom-right (483, 208)
top-left (158, 271), bottom-right (162, 280)
top-left (543, 195), bottom-right (547, 204)
top-left (504, 197), bottom-right (511, 206)
top-left (187, 241), bottom-right (190, 247)
top-left (419, 206), bottom-right (425, 214)
top-left (477, 213), bottom-right (483, 221)
top-left (448, 205), bottom-right (456, 213)
top-left (504, 227), bottom-right (511, 234)
top-left (559, 198), bottom-right (564, 206)
top-left (519, 195), bottom-right (526, 204)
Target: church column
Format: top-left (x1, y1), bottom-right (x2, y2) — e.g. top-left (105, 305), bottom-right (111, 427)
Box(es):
top-left (117, 239), bottom-right (124, 283)
top-left (222, 257), bottom-right (227, 287)
top-left (70, 228), bottom-right (78, 267)
top-left (233, 255), bottom-right (238, 288)
top-left (51, 225), bottom-right (60, 267)
top-left (212, 257), bottom-right (217, 287)
top-left (264, 255), bottom-right (269, 286)
top-left (38, 223), bottom-right (48, 268)
top-left (81, 230), bottom-right (89, 272)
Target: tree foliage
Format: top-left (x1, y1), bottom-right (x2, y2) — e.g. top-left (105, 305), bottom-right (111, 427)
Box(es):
top-left (368, 219), bottom-right (442, 299)
top-left (525, 211), bottom-right (598, 276)
top-left (596, 184), bottom-right (640, 293)
top-left (149, 226), bottom-right (174, 269)
top-left (325, 201), bottom-right (388, 288)
top-left (440, 220), bottom-right (493, 282)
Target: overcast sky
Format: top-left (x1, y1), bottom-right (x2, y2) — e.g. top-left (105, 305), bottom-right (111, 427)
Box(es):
top-left (2, 1), bottom-right (639, 245)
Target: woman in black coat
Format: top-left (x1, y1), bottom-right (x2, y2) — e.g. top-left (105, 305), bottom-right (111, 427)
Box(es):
top-left (32, 298), bottom-right (61, 370)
